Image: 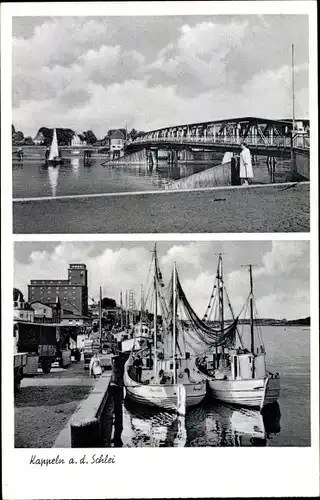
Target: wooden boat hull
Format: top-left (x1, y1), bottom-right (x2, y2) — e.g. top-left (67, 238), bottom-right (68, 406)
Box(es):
top-left (185, 381), bottom-right (207, 407)
top-left (124, 369), bottom-right (179, 410)
top-left (207, 375), bottom-right (280, 408)
top-left (124, 369), bottom-right (206, 410)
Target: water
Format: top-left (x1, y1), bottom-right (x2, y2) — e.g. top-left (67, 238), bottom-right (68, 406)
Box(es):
top-left (118, 326), bottom-right (310, 447)
top-left (12, 158), bottom-right (221, 199)
top-left (12, 156), bottom-right (291, 199)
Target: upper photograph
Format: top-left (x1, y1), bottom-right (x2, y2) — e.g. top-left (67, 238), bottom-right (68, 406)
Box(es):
top-left (12, 15), bottom-right (310, 234)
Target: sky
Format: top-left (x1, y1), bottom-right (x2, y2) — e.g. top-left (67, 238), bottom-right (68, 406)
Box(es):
top-left (12, 15), bottom-right (309, 138)
top-left (14, 240), bottom-right (310, 321)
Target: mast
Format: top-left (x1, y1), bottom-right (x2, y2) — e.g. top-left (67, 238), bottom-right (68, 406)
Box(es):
top-left (219, 255), bottom-right (224, 350)
top-left (125, 289), bottom-right (128, 327)
top-left (120, 291), bottom-right (123, 329)
top-left (291, 44), bottom-right (296, 136)
top-left (249, 265), bottom-right (255, 355)
top-left (153, 276), bottom-right (158, 379)
top-left (99, 286), bottom-right (102, 348)
top-left (140, 284), bottom-right (144, 325)
top-left (172, 263), bottom-right (177, 384)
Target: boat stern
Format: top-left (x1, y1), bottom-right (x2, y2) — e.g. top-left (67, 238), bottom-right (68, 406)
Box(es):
top-left (261, 373), bottom-right (280, 409)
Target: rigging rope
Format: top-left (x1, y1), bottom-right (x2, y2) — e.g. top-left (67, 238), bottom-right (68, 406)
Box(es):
top-left (176, 272), bottom-right (238, 349)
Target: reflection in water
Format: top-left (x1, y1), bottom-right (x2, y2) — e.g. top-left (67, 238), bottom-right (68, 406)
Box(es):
top-left (48, 165), bottom-right (59, 197)
top-left (13, 156), bottom-right (292, 199)
top-left (13, 158), bottom-right (223, 199)
top-left (117, 397), bottom-right (281, 448)
top-left (71, 157), bottom-right (80, 179)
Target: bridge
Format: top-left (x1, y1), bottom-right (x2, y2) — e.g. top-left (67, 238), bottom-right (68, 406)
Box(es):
top-left (126, 116), bottom-right (310, 159)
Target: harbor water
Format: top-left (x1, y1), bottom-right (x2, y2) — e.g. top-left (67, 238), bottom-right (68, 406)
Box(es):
top-left (12, 156), bottom-right (291, 199)
top-left (116, 326), bottom-right (310, 447)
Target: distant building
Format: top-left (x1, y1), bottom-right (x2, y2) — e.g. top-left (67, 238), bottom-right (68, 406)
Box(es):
top-left (60, 313), bottom-right (91, 327)
top-left (30, 299), bottom-right (63, 323)
top-left (14, 292), bottom-right (34, 322)
top-left (109, 130), bottom-right (125, 155)
top-left (71, 134), bottom-right (87, 147)
top-left (33, 131), bottom-right (45, 145)
top-left (28, 263), bottom-right (88, 316)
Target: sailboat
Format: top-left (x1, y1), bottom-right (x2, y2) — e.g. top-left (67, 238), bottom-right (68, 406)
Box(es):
top-left (47, 128), bottom-right (61, 165)
top-left (192, 255), bottom-right (280, 409)
top-left (124, 246), bottom-right (206, 412)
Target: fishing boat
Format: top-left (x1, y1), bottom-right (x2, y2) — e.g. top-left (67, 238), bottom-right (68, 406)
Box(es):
top-left (46, 128), bottom-right (62, 165)
top-left (124, 247), bottom-right (206, 412)
top-left (191, 255), bottom-right (280, 409)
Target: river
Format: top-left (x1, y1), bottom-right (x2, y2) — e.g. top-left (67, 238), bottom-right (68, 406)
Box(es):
top-left (12, 156), bottom-right (291, 199)
top-left (117, 326), bottom-right (310, 447)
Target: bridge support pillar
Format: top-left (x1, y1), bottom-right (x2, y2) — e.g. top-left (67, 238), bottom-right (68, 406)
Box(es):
top-left (151, 149), bottom-right (158, 169)
top-left (168, 148), bottom-right (178, 165)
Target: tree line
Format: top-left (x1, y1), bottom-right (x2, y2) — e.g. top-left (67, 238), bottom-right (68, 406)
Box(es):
top-left (12, 124), bottom-right (145, 146)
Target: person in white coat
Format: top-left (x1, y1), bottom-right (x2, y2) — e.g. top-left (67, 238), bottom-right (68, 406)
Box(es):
top-left (89, 353), bottom-right (102, 379)
top-left (239, 143), bottom-right (253, 185)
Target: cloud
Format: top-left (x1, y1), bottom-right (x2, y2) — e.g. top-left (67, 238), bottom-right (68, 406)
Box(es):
top-left (14, 241), bottom-right (310, 321)
top-left (12, 16), bottom-right (309, 137)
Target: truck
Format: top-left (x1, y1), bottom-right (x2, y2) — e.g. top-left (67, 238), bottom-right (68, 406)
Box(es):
top-left (14, 352), bottom-right (27, 393)
top-left (14, 321), bottom-right (73, 374)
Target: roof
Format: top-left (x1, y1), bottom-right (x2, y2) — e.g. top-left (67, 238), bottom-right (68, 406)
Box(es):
top-left (33, 131), bottom-right (45, 141)
top-left (30, 301), bottom-right (53, 308)
top-left (110, 130), bottom-right (125, 140)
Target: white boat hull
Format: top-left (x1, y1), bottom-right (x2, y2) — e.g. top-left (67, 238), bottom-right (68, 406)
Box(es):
top-left (185, 381), bottom-right (206, 407)
top-left (124, 369), bottom-right (206, 410)
top-left (207, 376), bottom-right (280, 408)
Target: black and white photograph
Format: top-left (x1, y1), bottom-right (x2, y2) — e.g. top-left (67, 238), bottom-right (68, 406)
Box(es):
top-left (1, 1), bottom-right (318, 499)
top-left (11, 13), bottom-right (310, 233)
top-left (13, 241), bottom-right (310, 448)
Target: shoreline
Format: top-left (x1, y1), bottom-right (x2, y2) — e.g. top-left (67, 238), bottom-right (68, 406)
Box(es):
top-left (13, 180), bottom-right (308, 203)
top-left (13, 182), bottom-right (310, 234)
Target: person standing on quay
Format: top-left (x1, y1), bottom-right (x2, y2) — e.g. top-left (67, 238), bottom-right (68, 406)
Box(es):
top-left (240, 142), bottom-right (253, 186)
top-left (89, 352), bottom-right (102, 379)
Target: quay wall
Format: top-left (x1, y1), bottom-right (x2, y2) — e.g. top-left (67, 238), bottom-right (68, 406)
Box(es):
top-left (166, 161), bottom-right (233, 190)
top-left (104, 148), bottom-right (147, 166)
top-left (70, 372), bottom-right (114, 447)
top-left (292, 148), bottom-right (310, 180)
top-left (55, 355), bottom-right (125, 448)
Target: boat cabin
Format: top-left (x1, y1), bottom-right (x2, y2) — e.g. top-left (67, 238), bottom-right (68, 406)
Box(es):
top-left (134, 322), bottom-right (150, 338)
top-left (201, 348), bottom-right (266, 381)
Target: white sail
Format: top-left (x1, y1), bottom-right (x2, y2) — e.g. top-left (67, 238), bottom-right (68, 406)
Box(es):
top-left (48, 128), bottom-right (59, 161)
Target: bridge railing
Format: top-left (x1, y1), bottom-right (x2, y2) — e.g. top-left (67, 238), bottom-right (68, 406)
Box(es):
top-left (131, 135), bottom-right (294, 148)
top-left (292, 133), bottom-right (310, 149)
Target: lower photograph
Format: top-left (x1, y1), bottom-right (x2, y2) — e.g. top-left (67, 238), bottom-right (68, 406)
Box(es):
top-left (13, 240), bottom-right (310, 448)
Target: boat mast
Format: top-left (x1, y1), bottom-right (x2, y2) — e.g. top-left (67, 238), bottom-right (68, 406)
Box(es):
top-left (172, 263), bottom-right (177, 384)
top-left (153, 245), bottom-right (158, 378)
top-left (140, 284), bottom-right (144, 325)
top-left (153, 276), bottom-right (158, 378)
top-left (125, 289), bottom-right (128, 327)
top-left (249, 265), bottom-right (254, 355)
top-left (219, 254), bottom-right (224, 355)
top-left (292, 44), bottom-right (296, 136)
top-left (99, 286), bottom-right (102, 349)
top-left (120, 291), bottom-right (123, 329)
